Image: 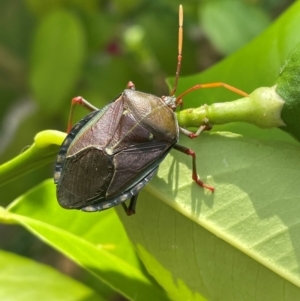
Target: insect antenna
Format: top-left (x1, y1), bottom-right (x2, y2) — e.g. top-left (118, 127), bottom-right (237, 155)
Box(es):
top-left (170, 4), bottom-right (183, 97)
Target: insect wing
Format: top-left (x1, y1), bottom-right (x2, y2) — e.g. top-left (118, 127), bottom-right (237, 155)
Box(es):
top-left (56, 148), bottom-right (114, 209)
top-left (54, 109), bottom-right (100, 184)
top-left (82, 167), bottom-right (158, 212)
top-left (55, 96), bottom-right (124, 209)
top-left (107, 140), bottom-right (173, 198)
top-left (66, 95), bottom-right (124, 157)
top-left (101, 99), bottom-right (176, 198)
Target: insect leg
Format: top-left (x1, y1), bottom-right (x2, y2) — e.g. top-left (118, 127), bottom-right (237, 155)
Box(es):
top-left (173, 144), bottom-right (215, 192)
top-left (179, 124), bottom-right (212, 139)
top-left (176, 82), bottom-right (248, 107)
top-left (67, 96), bottom-right (99, 132)
top-left (122, 194), bottom-right (139, 216)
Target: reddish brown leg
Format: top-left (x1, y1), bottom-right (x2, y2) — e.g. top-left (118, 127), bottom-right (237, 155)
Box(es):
top-left (180, 124), bottom-right (212, 139)
top-left (67, 96), bottom-right (99, 132)
top-left (67, 80), bottom-right (136, 133)
top-left (173, 144), bottom-right (215, 192)
top-left (176, 82), bottom-right (248, 106)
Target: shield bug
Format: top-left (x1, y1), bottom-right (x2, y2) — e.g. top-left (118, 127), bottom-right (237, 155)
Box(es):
top-left (54, 5), bottom-right (247, 215)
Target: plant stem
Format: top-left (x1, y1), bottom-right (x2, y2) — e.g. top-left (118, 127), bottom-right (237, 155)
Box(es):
top-left (176, 86), bottom-right (285, 129)
top-left (0, 130), bottom-right (65, 187)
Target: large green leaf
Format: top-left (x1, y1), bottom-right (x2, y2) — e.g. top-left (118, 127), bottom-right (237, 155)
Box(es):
top-left (0, 250), bottom-right (102, 301)
top-left (117, 133), bottom-right (300, 300)
top-left (0, 180), bottom-right (169, 301)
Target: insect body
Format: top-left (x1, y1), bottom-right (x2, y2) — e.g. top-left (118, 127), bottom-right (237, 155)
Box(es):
top-left (54, 88), bottom-right (180, 214)
top-left (54, 5), bottom-right (247, 215)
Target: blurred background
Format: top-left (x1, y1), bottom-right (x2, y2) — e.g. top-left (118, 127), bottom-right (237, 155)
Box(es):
top-left (0, 0), bottom-right (294, 298)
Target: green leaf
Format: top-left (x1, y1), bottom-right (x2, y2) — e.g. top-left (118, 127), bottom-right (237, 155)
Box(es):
top-left (200, 0), bottom-right (270, 55)
top-left (117, 133), bottom-right (300, 300)
top-left (0, 249), bottom-right (102, 301)
top-left (0, 180), bottom-right (169, 301)
top-left (29, 10), bottom-right (86, 113)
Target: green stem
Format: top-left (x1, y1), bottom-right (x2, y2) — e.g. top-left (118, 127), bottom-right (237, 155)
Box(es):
top-left (0, 130), bottom-right (66, 187)
top-left (176, 86), bottom-right (285, 129)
